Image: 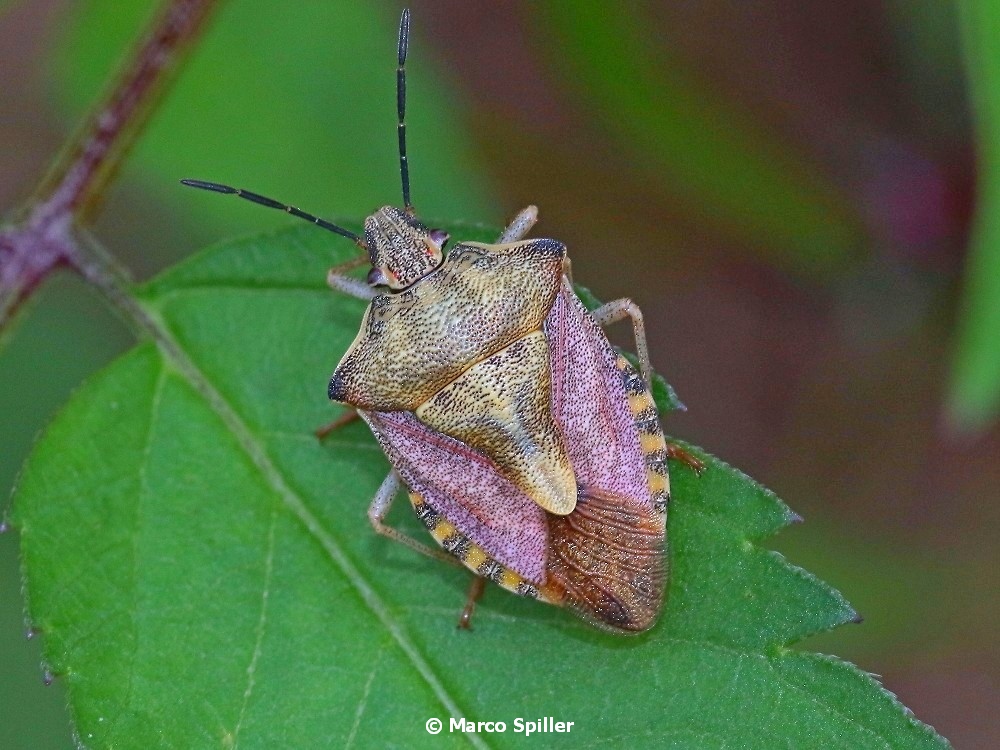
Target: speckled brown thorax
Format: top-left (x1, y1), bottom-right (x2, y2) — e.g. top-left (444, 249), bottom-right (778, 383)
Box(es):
top-left (330, 238), bottom-right (575, 515)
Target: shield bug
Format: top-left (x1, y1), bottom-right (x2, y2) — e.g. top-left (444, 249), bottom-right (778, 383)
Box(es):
top-left (182, 8), bottom-right (701, 633)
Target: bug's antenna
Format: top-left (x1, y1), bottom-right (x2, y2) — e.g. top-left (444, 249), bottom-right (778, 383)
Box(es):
top-left (397, 8), bottom-right (413, 212)
top-left (180, 180), bottom-right (364, 246)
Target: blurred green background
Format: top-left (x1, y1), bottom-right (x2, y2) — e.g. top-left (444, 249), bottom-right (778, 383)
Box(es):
top-left (1, 0), bottom-right (997, 747)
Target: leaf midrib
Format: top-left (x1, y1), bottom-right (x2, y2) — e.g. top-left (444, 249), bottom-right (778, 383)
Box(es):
top-left (135, 296), bottom-right (489, 750)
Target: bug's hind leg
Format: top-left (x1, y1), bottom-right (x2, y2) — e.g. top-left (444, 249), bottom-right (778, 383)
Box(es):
top-left (327, 255), bottom-right (376, 300)
top-left (590, 298), bottom-right (652, 385)
top-left (666, 444), bottom-right (706, 475)
top-left (497, 205), bottom-right (538, 243)
top-left (368, 471), bottom-right (463, 568)
top-left (457, 576), bottom-right (487, 630)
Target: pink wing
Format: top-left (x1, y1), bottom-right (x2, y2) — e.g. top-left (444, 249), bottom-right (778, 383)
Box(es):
top-left (545, 280), bottom-right (654, 507)
top-left (361, 279), bottom-right (656, 602)
top-left (545, 280), bottom-right (665, 631)
top-left (362, 410), bottom-right (550, 584)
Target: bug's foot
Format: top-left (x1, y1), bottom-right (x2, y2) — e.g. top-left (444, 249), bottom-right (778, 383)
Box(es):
top-left (315, 409), bottom-right (361, 440)
top-left (457, 576), bottom-right (487, 630)
top-left (666, 443), bottom-right (706, 476)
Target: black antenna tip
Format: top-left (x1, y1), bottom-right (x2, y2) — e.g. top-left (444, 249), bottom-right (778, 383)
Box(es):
top-left (397, 9), bottom-right (411, 65)
top-left (180, 179), bottom-right (236, 194)
top-left (181, 178), bottom-right (362, 244)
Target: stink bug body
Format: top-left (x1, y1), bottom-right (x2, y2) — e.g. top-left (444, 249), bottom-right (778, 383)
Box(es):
top-left (183, 9), bottom-right (696, 633)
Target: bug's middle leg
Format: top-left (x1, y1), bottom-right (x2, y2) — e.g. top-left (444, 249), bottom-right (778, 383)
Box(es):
top-left (368, 471), bottom-right (463, 568)
top-left (593, 300), bottom-right (705, 477)
top-left (590, 298), bottom-right (652, 384)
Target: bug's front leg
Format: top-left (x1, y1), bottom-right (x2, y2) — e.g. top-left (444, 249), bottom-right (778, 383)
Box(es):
top-left (368, 471), bottom-right (464, 568)
top-left (327, 255), bottom-right (376, 300)
top-left (590, 298), bottom-right (652, 385)
top-left (315, 408), bottom-right (360, 439)
top-left (497, 205), bottom-right (538, 243)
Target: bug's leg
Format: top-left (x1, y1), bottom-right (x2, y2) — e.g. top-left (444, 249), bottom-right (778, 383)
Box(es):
top-left (666, 444), bottom-right (706, 475)
top-left (497, 205), bottom-right (538, 243)
top-left (327, 255), bottom-right (376, 301)
top-left (590, 298), bottom-right (652, 384)
top-left (368, 471), bottom-right (463, 567)
top-left (328, 271), bottom-right (375, 300)
top-left (457, 576), bottom-right (486, 630)
top-left (594, 300), bottom-right (705, 477)
top-left (315, 408), bottom-right (360, 439)
top-left (330, 255), bottom-right (368, 274)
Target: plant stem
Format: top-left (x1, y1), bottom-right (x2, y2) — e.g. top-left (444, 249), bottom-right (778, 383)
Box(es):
top-left (0, 0), bottom-right (221, 330)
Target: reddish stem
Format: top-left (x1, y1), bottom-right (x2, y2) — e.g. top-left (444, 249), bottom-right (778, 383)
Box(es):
top-left (0, 0), bottom-right (221, 327)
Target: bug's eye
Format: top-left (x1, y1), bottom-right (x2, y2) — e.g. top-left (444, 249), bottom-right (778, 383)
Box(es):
top-left (429, 229), bottom-right (449, 249)
top-left (367, 267), bottom-right (389, 286)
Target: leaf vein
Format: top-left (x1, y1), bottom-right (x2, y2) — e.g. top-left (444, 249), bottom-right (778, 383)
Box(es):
top-left (344, 641), bottom-right (385, 749)
top-left (140, 306), bottom-right (490, 750)
top-left (105, 363), bottom-right (166, 743)
top-left (662, 636), bottom-right (893, 748)
top-left (232, 498), bottom-right (278, 747)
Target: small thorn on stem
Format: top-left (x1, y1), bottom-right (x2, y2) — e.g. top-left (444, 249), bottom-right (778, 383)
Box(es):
top-left (457, 576), bottom-right (486, 630)
top-left (25, 626), bottom-right (40, 640)
top-left (42, 669), bottom-right (54, 686)
top-left (850, 611), bottom-right (865, 625)
top-left (0, 521), bottom-right (9, 534)
top-left (788, 511), bottom-right (804, 524)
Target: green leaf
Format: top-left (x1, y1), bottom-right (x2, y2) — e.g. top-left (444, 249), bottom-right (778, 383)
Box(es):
top-left (13, 227), bottom-right (948, 747)
top-left (947, 0), bottom-right (1000, 433)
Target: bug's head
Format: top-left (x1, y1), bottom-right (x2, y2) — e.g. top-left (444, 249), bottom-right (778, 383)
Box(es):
top-left (364, 206), bottom-right (448, 290)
